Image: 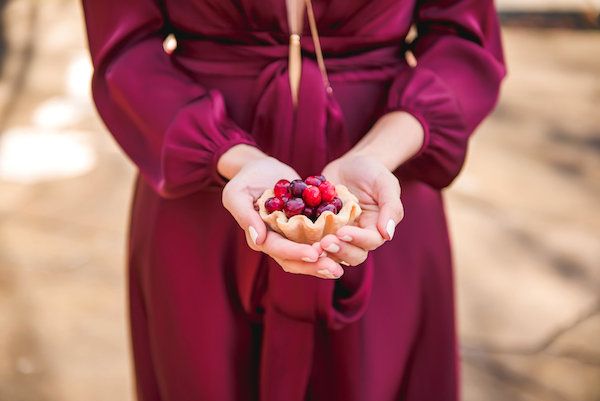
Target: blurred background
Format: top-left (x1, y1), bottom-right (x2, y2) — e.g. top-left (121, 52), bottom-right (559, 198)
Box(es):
top-left (0, 0), bottom-right (598, 400)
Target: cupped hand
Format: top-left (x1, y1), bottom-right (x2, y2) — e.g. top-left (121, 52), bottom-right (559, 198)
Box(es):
top-left (221, 156), bottom-right (344, 279)
top-left (319, 154), bottom-right (404, 266)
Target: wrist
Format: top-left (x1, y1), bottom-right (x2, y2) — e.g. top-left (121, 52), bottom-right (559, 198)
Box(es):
top-left (217, 144), bottom-right (270, 180)
top-left (346, 111), bottom-right (424, 171)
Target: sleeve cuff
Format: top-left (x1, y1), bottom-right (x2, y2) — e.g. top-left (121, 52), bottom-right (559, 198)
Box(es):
top-left (160, 89), bottom-right (259, 196)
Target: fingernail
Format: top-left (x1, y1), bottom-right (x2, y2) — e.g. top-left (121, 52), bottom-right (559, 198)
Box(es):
top-left (340, 235), bottom-right (353, 242)
top-left (317, 269), bottom-right (336, 279)
top-left (386, 219), bottom-right (396, 240)
top-left (302, 256), bottom-right (318, 263)
top-left (249, 226), bottom-right (258, 245)
top-left (325, 243), bottom-right (340, 253)
top-left (340, 261), bottom-right (350, 266)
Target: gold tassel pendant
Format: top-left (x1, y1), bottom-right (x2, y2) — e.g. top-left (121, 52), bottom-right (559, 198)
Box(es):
top-left (288, 33), bottom-right (302, 107)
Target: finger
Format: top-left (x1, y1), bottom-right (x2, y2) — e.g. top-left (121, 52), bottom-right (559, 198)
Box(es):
top-left (374, 174), bottom-right (404, 241)
top-left (273, 256), bottom-right (344, 279)
top-left (222, 186), bottom-right (267, 246)
top-left (319, 234), bottom-right (368, 267)
top-left (335, 225), bottom-right (385, 251)
top-left (261, 231), bottom-right (320, 262)
top-left (311, 242), bottom-right (327, 258)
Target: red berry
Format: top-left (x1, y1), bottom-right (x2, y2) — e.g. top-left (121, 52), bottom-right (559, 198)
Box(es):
top-left (302, 185), bottom-right (321, 207)
top-left (304, 175), bottom-right (322, 187)
top-left (315, 203), bottom-right (337, 218)
top-left (265, 197), bottom-right (284, 214)
top-left (274, 179), bottom-right (290, 199)
top-left (302, 206), bottom-right (316, 220)
top-left (289, 179), bottom-right (308, 198)
top-left (316, 175), bottom-right (326, 182)
top-left (331, 197), bottom-right (343, 213)
top-left (318, 181), bottom-right (337, 202)
top-left (284, 198), bottom-right (305, 218)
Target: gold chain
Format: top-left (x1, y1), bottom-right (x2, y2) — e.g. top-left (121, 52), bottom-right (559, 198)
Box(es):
top-left (305, 0), bottom-right (332, 94)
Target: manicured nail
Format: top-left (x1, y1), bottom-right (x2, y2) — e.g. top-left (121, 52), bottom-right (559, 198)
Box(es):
top-left (249, 226), bottom-right (258, 245)
top-left (340, 235), bottom-right (353, 242)
top-left (340, 261), bottom-right (350, 266)
top-left (386, 219), bottom-right (396, 240)
top-left (325, 243), bottom-right (340, 253)
top-left (302, 256), bottom-right (318, 263)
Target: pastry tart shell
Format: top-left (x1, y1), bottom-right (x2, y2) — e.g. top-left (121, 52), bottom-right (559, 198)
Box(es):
top-left (257, 184), bottom-right (362, 244)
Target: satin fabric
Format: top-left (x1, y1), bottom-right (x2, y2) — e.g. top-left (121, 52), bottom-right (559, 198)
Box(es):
top-left (81, 0), bottom-right (506, 400)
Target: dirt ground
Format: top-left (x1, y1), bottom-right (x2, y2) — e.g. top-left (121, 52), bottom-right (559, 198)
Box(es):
top-left (0, 1), bottom-right (598, 400)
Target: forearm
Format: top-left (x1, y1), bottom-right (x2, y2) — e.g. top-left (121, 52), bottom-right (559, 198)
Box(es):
top-left (343, 111), bottom-right (424, 171)
top-left (218, 111), bottom-right (424, 181)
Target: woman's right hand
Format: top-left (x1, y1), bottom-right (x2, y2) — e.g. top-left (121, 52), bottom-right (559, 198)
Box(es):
top-left (219, 145), bottom-right (344, 279)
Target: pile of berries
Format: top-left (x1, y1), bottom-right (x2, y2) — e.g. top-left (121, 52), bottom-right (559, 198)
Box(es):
top-left (264, 175), bottom-right (342, 222)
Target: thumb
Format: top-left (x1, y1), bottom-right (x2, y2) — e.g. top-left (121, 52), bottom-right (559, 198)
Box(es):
top-left (374, 174), bottom-right (404, 241)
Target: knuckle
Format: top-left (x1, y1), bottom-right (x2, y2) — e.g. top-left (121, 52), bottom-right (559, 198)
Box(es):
top-left (367, 239), bottom-right (384, 251)
top-left (221, 183), bottom-right (232, 203)
top-left (395, 203), bottom-right (405, 221)
top-left (353, 252), bottom-right (368, 266)
top-left (364, 240), bottom-right (378, 251)
top-left (278, 261), bottom-right (298, 274)
top-left (397, 205), bottom-right (405, 221)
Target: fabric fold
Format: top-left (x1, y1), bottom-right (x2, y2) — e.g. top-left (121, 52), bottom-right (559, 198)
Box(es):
top-left (385, 0), bottom-right (506, 190)
top-left (246, 53), bottom-right (371, 400)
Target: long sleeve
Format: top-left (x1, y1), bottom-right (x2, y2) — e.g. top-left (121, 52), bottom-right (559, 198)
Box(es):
top-left (386, 0), bottom-right (507, 189)
top-left (81, 0), bottom-right (258, 198)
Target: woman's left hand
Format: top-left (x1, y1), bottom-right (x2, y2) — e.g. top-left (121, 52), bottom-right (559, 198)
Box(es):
top-left (319, 154), bottom-right (404, 266)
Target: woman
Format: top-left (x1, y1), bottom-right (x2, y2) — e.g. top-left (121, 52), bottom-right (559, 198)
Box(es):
top-left (81, 0), bottom-right (505, 399)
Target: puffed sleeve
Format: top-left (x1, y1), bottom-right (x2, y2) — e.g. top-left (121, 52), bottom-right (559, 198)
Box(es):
top-left (81, 0), bottom-right (258, 198)
top-left (386, 0), bottom-right (507, 189)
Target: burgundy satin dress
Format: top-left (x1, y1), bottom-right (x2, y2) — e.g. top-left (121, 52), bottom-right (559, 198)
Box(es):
top-left (81, 0), bottom-right (506, 400)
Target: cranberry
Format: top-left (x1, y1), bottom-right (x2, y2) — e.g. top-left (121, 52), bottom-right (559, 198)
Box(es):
top-left (302, 185), bottom-right (322, 207)
top-left (289, 179), bottom-right (308, 198)
top-left (264, 197), bottom-right (284, 214)
top-left (284, 197), bottom-right (305, 218)
top-left (318, 181), bottom-right (337, 202)
top-left (331, 197), bottom-right (343, 213)
top-left (274, 179), bottom-right (290, 199)
top-left (304, 175), bottom-right (323, 187)
top-left (315, 203), bottom-right (337, 218)
top-left (302, 206), bottom-right (316, 220)
top-left (316, 175), bottom-right (326, 182)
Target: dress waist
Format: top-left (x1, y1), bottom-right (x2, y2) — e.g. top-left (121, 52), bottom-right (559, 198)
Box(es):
top-left (173, 36), bottom-right (410, 81)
